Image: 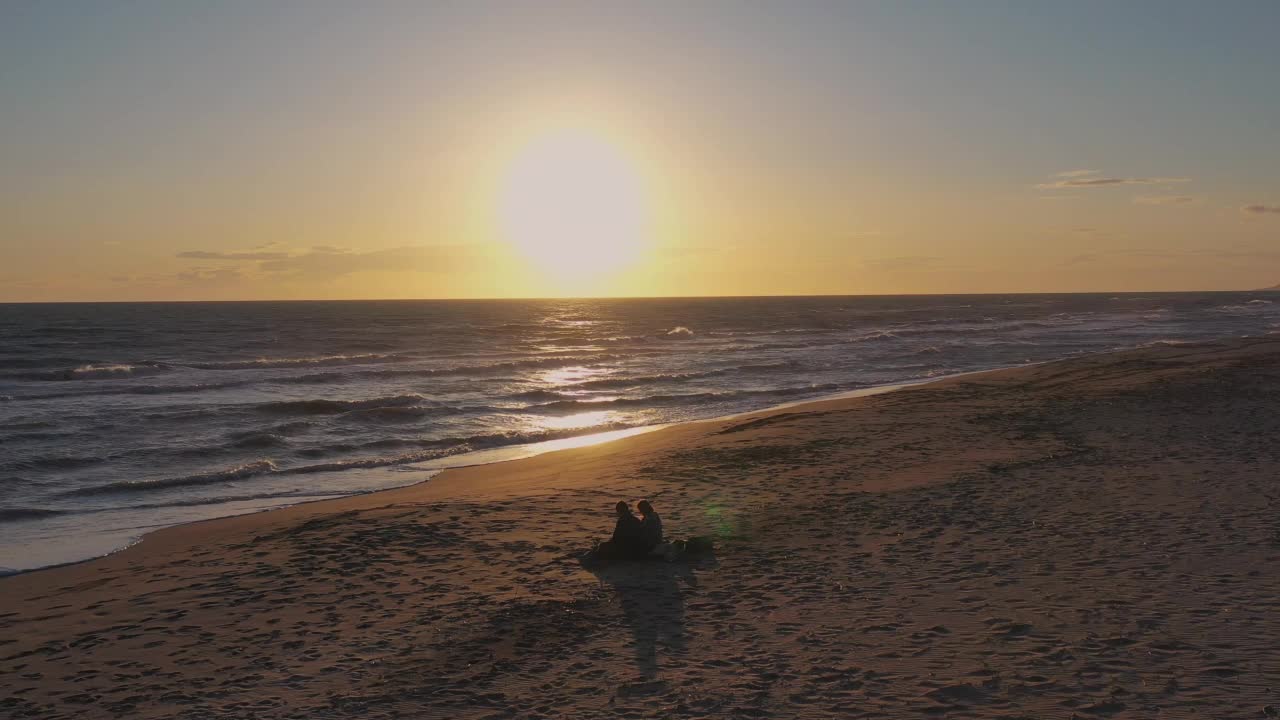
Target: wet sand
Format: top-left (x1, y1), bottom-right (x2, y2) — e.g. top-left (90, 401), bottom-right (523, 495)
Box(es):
top-left (3, 337), bottom-right (1279, 719)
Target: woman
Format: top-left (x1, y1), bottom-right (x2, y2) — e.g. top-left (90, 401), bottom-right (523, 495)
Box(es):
top-left (637, 500), bottom-right (663, 553)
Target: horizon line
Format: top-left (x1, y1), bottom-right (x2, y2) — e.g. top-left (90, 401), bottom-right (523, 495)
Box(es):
top-left (2, 288), bottom-right (1277, 305)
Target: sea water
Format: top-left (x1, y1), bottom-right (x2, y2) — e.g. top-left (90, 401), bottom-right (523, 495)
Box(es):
top-left (2, 293), bottom-right (1277, 570)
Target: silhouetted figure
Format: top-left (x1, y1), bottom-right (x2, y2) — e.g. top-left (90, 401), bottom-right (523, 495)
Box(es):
top-left (596, 500), bottom-right (647, 561)
top-left (637, 499), bottom-right (663, 552)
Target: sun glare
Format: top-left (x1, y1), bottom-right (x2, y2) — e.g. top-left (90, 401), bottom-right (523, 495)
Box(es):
top-left (497, 128), bottom-right (649, 285)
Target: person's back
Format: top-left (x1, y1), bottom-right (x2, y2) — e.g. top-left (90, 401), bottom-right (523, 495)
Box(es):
top-left (610, 501), bottom-right (646, 558)
top-left (612, 507), bottom-right (642, 546)
top-left (637, 500), bottom-right (662, 551)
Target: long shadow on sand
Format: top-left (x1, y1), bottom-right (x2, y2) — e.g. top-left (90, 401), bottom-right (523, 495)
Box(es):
top-left (584, 553), bottom-right (718, 680)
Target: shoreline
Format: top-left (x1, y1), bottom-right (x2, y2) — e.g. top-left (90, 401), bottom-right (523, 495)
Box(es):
top-left (0, 340), bottom-right (1203, 577)
top-left (0, 369), bottom-right (962, 577)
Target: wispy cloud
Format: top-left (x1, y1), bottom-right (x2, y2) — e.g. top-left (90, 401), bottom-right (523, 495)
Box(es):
top-left (1034, 169), bottom-right (1191, 190)
top-left (1039, 172), bottom-right (1187, 185)
top-left (177, 250), bottom-right (289, 260)
top-left (176, 266), bottom-right (244, 283)
top-left (172, 245), bottom-right (491, 280)
top-left (1134, 195), bottom-right (1195, 205)
top-left (1242, 204), bottom-right (1280, 215)
top-left (1062, 246), bottom-right (1280, 267)
top-left (1066, 227), bottom-right (1121, 241)
top-left (258, 245), bottom-right (489, 279)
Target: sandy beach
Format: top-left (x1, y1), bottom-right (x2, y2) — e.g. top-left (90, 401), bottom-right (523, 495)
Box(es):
top-left (3, 336), bottom-right (1279, 718)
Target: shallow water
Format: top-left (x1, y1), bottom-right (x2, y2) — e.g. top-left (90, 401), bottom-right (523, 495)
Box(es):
top-left (2, 293), bottom-right (1277, 570)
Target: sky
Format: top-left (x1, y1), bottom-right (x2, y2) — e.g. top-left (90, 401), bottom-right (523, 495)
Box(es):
top-left (2, 0), bottom-right (1279, 301)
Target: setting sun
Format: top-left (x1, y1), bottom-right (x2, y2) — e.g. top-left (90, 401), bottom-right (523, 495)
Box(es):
top-left (496, 128), bottom-right (650, 285)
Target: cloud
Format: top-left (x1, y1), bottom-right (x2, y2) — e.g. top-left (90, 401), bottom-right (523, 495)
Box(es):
top-left (1064, 253), bottom-right (1101, 265)
top-left (1035, 175), bottom-right (1191, 189)
top-left (1066, 227), bottom-right (1122, 241)
top-left (175, 266), bottom-right (244, 283)
top-left (1055, 169), bottom-right (1099, 178)
top-left (178, 250), bottom-right (290, 260)
top-left (258, 245), bottom-right (488, 279)
top-left (1062, 246), bottom-right (1280, 267)
top-left (170, 245), bottom-right (492, 282)
top-left (1134, 195), bottom-right (1195, 205)
top-left (1242, 204), bottom-right (1280, 215)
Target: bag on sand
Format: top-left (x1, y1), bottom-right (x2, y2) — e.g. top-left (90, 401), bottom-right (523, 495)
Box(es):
top-left (671, 536), bottom-right (714, 556)
top-left (583, 536), bottom-right (714, 568)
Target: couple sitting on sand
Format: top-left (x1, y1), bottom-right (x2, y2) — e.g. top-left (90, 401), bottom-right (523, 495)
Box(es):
top-left (597, 499), bottom-right (665, 561)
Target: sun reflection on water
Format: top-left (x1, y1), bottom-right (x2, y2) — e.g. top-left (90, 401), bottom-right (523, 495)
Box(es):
top-left (537, 365), bottom-right (610, 386)
top-left (542, 410), bottom-right (613, 430)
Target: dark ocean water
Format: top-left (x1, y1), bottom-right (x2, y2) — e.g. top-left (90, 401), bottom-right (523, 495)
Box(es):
top-left (1, 293), bottom-right (1277, 571)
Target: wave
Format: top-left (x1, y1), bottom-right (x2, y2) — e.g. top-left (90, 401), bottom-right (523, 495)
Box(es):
top-left (61, 448), bottom-right (461, 497)
top-left (255, 393), bottom-right (437, 416)
top-left (575, 370), bottom-right (729, 390)
top-left (141, 408), bottom-right (223, 423)
top-left (511, 389), bottom-right (573, 401)
top-left (65, 460), bottom-right (283, 496)
top-left (3, 431), bottom-right (76, 442)
top-left (0, 507), bottom-right (68, 522)
top-left (1211, 300), bottom-right (1274, 314)
top-left (183, 353), bottom-right (416, 370)
top-left (15, 378), bottom-right (260, 401)
top-left (523, 383), bottom-right (846, 414)
top-left (282, 354), bottom-right (633, 385)
top-left (749, 331), bottom-right (899, 351)
top-left (11, 454), bottom-right (106, 471)
top-left (594, 335), bottom-right (653, 345)
top-left (8, 361), bottom-right (171, 382)
top-left (4, 353), bottom-right (639, 401)
top-left (508, 371), bottom-right (734, 397)
top-left (345, 405), bottom-right (459, 422)
top-left (60, 417), bottom-right (667, 498)
top-left (230, 432), bottom-right (289, 449)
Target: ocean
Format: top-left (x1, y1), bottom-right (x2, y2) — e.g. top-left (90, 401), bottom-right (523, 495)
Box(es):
top-left (2, 293), bottom-right (1277, 572)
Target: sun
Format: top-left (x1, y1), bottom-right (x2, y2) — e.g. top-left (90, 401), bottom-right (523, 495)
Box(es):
top-left (496, 128), bottom-right (649, 284)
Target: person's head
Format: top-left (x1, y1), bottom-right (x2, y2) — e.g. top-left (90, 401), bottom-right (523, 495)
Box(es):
top-left (637, 500), bottom-right (654, 516)
top-left (615, 500), bottom-right (631, 517)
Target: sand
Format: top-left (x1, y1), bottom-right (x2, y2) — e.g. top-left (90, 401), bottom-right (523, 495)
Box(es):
top-left (3, 337), bottom-right (1280, 719)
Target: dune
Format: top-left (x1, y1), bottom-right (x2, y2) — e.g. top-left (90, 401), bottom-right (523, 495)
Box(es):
top-left (3, 337), bottom-right (1280, 718)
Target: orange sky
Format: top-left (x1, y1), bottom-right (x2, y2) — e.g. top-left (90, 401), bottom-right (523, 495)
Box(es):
top-left (2, 2), bottom-right (1279, 301)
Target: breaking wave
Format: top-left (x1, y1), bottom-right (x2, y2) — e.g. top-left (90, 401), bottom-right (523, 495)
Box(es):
top-left (523, 383), bottom-right (846, 414)
top-left (255, 394), bottom-right (437, 416)
top-left (9, 362), bottom-right (172, 382)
